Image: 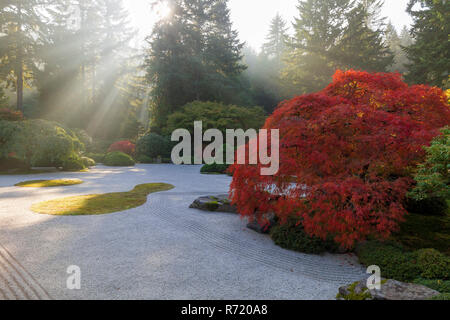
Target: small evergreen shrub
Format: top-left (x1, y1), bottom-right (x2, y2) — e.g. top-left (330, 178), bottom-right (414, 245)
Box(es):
top-left (414, 249), bottom-right (450, 280)
top-left (200, 163), bottom-right (230, 174)
top-left (270, 219), bottom-right (339, 255)
top-left (85, 153), bottom-right (105, 163)
top-left (108, 140), bottom-right (136, 156)
top-left (136, 133), bottom-right (172, 159)
top-left (408, 127), bottom-right (449, 216)
top-left (136, 155), bottom-right (154, 164)
top-left (62, 155), bottom-right (85, 171)
top-left (104, 152), bottom-right (135, 167)
top-left (81, 157), bottom-right (96, 168)
top-left (357, 241), bottom-right (421, 281)
top-left (357, 242), bottom-right (450, 282)
top-left (0, 119), bottom-right (84, 170)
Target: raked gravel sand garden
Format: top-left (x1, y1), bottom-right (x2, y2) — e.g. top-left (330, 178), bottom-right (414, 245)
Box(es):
top-left (0, 165), bottom-right (365, 300)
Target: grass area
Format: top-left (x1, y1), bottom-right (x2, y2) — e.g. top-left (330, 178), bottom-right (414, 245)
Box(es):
top-left (31, 183), bottom-right (174, 216)
top-left (392, 201), bottom-right (450, 256)
top-left (15, 179), bottom-right (84, 188)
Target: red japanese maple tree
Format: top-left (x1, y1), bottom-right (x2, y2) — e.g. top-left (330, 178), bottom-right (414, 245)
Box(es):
top-left (108, 140), bottom-right (136, 156)
top-left (230, 70), bottom-right (450, 248)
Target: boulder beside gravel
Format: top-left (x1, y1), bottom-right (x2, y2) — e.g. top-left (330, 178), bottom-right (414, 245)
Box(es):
top-left (337, 279), bottom-right (440, 300)
top-left (189, 195), bottom-right (238, 213)
top-left (247, 213), bottom-right (277, 234)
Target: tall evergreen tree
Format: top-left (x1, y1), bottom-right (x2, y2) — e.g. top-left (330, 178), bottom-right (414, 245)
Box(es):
top-left (404, 0), bottom-right (449, 87)
top-left (145, 0), bottom-right (247, 131)
top-left (0, 0), bottom-right (50, 112)
top-left (386, 22), bottom-right (412, 73)
top-left (282, 0), bottom-right (354, 94)
top-left (262, 13), bottom-right (289, 68)
top-left (283, 0), bottom-right (393, 94)
top-left (335, 0), bottom-right (393, 71)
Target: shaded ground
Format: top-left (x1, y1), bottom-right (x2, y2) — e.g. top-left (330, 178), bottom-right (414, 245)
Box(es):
top-left (0, 165), bottom-right (365, 300)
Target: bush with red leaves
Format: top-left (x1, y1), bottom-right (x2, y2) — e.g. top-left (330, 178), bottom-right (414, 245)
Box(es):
top-left (230, 70), bottom-right (450, 249)
top-left (108, 140), bottom-right (136, 156)
top-left (0, 108), bottom-right (23, 121)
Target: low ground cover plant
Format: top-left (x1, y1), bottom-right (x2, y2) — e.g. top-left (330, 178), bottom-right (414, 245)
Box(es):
top-left (104, 151), bottom-right (135, 167)
top-left (15, 179), bottom-right (84, 188)
top-left (31, 183), bottom-right (174, 215)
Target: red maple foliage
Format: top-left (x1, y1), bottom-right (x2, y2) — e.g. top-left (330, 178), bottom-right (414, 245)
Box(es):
top-left (108, 140), bottom-right (136, 156)
top-left (230, 70), bottom-right (450, 249)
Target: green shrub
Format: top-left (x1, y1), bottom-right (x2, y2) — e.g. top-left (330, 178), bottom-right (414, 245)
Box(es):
top-left (200, 163), bottom-right (230, 174)
top-left (413, 279), bottom-right (450, 293)
top-left (414, 249), bottom-right (450, 280)
top-left (164, 101), bottom-right (266, 137)
top-left (81, 157), bottom-right (96, 168)
top-left (104, 152), bottom-right (135, 167)
top-left (136, 133), bottom-right (172, 159)
top-left (62, 155), bottom-right (85, 171)
top-left (270, 219), bottom-right (339, 255)
top-left (356, 241), bottom-right (421, 281)
top-left (85, 153), bottom-right (105, 163)
top-left (408, 127), bottom-right (449, 216)
top-left (136, 155), bottom-right (154, 164)
top-left (0, 119), bottom-right (84, 169)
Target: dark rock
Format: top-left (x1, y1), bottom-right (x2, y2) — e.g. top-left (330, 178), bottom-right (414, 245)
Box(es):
top-left (247, 213), bottom-right (277, 234)
top-left (189, 194), bottom-right (238, 214)
top-left (338, 279), bottom-right (440, 301)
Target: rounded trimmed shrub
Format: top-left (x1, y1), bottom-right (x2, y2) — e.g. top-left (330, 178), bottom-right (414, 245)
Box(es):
top-left (414, 249), bottom-right (450, 280)
top-left (62, 155), bottom-right (85, 171)
top-left (84, 153), bottom-right (105, 163)
top-left (136, 133), bottom-right (172, 159)
top-left (357, 241), bottom-right (421, 282)
top-left (104, 152), bottom-right (135, 167)
top-left (81, 157), bottom-right (96, 168)
top-left (200, 163), bottom-right (230, 174)
top-left (136, 155), bottom-right (154, 164)
top-left (0, 119), bottom-right (84, 169)
top-left (270, 219), bottom-right (339, 254)
top-left (108, 140), bottom-right (136, 156)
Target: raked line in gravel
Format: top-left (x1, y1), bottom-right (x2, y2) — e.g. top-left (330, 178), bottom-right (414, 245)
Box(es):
top-left (0, 165), bottom-right (365, 300)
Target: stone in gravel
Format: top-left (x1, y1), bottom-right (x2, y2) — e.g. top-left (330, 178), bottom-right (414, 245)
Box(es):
top-left (338, 279), bottom-right (440, 300)
top-left (247, 213), bottom-right (277, 234)
top-left (189, 194), bottom-right (238, 213)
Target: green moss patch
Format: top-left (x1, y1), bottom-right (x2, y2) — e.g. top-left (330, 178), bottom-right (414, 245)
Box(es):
top-left (15, 179), bottom-right (84, 188)
top-left (31, 183), bottom-right (174, 216)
